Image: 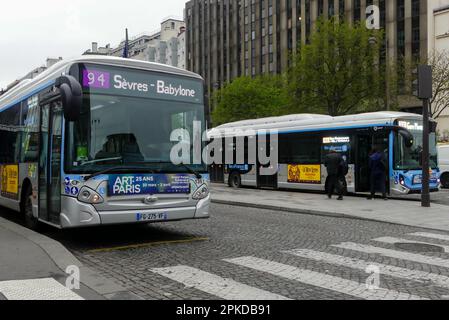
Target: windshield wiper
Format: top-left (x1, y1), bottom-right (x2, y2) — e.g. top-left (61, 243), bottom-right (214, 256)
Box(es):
top-left (80, 157), bottom-right (123, 166)
top-left (83, 166), bottom-right (156, 182)
top-left (177, 163), bottom-right (202, 179)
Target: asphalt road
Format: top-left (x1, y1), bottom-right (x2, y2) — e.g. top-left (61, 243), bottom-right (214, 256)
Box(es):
top-left (31, 202), bottom-right (449, 300)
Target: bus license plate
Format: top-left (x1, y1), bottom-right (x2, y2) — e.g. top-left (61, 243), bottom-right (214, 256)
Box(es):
top-left (413, 174), bottom-right (437, 185)
top-left (136, 213), bottom-right (168, 222)
top-left (413, 175), bottom-right (422, 184)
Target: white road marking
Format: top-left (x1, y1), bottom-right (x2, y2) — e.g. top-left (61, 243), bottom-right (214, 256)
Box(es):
top-left (334, 242), bottom-right (449, 268)
top-left (224, 256), bottom-right (426, 300)
top-left (286, 248), bottom-right (449, 289)
top-left (150, 265), bottom-right (290, 300)
top-left (372, 237), bottom-right (449, 252)
top-left (0, 278), bottom-right (84, 300)
top-left (409, 232), bottom-right (449, 242)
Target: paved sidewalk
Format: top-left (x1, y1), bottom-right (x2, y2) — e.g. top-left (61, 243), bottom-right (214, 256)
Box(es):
top-left (211, 184), bottom-right (449, 232)
top-left (0, 216), bottom-right (141, 300)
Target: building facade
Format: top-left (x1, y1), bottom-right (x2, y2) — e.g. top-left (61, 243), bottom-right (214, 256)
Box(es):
top-left (185, 0), bottom-right (449, 132)
top-left (85, 18), bottom-right (187, 69)
top-left (429, 2), bottom-right (449, 139)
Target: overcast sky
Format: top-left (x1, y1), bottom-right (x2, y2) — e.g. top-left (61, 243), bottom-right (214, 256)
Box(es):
top-left (0, 0), bottom-right (187, 90)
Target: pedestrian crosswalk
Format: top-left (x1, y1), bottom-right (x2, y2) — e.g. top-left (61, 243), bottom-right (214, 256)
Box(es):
top-left (0, 278), bottom-right (84, 300)
top-left (225, 256), bottom-right (425, 300)
top-left (149, 231), bottom-right (449, 300)
top-left (151, 265), bottom-right (290, 300)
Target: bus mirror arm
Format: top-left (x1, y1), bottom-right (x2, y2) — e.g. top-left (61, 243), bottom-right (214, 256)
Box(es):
top-left (55, 75), bottom-right (82, 122)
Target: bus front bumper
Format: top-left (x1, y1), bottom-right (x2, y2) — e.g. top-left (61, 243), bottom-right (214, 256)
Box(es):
top-left (59, 195), bottom-right (210, 229)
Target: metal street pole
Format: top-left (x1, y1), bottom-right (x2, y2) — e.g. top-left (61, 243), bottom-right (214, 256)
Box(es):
top-left (421, 97), bottom-right (431, 207)
top-left (415, 65), bottom-right (432, 208)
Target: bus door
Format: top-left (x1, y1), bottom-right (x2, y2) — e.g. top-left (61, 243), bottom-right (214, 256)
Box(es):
top-left (209, 138), bottom-right (225, 183)
top-left (257, 135), bottom-right (278, 189)
top-left (355, 131), bottom-right (390, 193)
top-left (39, 102), bottom-right (63, 224)
top-left (355, 134), bottom-right (371, 192)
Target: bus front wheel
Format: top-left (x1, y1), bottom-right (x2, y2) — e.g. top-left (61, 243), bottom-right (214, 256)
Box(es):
top-left (22, 188), bottom-right (39, 230)
top-left (441, 173), bottom-right (449, 189)
top-left (228, 172), bottom-right (242, 188)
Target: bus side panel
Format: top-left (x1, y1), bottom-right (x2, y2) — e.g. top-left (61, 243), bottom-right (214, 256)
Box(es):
top-left (241, 166), bottom-right (257, 186)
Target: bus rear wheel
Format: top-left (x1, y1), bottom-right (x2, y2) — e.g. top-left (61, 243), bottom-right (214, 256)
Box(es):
top-left (441, 173), bottom-right (449, 189)
top-left (22, 188), bottom-right (39, 230)
top-left (228, 172), bottom-right (242, 188)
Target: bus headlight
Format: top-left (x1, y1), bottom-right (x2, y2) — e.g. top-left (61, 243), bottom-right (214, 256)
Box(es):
top-left (399, 175), bottom-right (405, 186)
top-left (78, 187), bottom-right (104, 204)
top-left (192, 184), bottom-right (209, 200)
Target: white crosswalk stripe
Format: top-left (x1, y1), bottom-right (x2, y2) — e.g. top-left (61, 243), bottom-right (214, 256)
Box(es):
top-left (0, 278), bottom-right (84, 300)
top-left (409, 232), bottom-right (449, 242)
top-left (334, 242), bottom-right (449, 268)
top-left (224, 256), bottom-right (426, 300)
top-left (372, 236), bottom-right (449, 252)
top-left (150, 233), bottom-right (449, 300)
top-left (150, 265), bottom-right (290, 300)
top-left (285, 248), bottom-right (449, 289)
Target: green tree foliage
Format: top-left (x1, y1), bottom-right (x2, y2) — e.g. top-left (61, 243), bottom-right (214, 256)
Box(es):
top-left (288, 18), bottom-right (389, 116)
top-left (211, 75), bottom-right (289, 126)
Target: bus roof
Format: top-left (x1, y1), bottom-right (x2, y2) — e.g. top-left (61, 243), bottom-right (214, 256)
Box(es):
top-left (0, 56), bottom-right (203, 111)
top-left (208, 111), bottom-right (424, 137)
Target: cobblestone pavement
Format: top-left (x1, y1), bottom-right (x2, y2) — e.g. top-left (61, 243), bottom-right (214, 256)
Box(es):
top-left (38, 203), bottom-right (449, 300)
top-left (394, 188), bottom-right (449, 206)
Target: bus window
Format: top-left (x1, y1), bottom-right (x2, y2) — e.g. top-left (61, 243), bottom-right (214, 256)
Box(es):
top-left (280, 133), bottom-right (321, 164)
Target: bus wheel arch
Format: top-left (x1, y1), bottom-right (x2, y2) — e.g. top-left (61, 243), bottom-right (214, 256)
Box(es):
top-left (441, 172), bottom-right (449, 189)
top-left (228, 171), bottom-right (242, 188)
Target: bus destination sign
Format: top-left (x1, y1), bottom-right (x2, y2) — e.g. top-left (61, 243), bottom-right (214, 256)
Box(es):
top-left (80, 65), bottom-right (203, 104)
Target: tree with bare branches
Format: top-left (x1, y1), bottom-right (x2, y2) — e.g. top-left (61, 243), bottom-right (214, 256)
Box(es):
top-left (428, 50), bottom-right (449, 120)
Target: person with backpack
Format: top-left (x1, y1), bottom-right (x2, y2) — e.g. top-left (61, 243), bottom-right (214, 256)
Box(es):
top-left (367, 146), bottom-right (388, 200)
top-left (324, 150), bottom-right (344, 200)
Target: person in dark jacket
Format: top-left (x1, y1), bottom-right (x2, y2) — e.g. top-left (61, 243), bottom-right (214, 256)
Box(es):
top-left (324, 150), bottom-right (344, 200)
top-left (368, 147), bottom-right (387, 200)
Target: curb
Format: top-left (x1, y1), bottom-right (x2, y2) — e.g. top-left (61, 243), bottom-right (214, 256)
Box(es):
top-left (211, 199), bottom-right (449, 232)
top-left (0, 216), bottom-right (142, 300)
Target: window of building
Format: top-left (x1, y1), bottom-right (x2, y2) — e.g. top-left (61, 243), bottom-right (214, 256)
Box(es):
top-left (379, 0), bottom-right (386, 28)
top-left (328, 0), bottom-right (335, 17)
top-left (411, 0), bottom-right (420, 59)
top-left (318, 0), bottom-right (324, 17)
top-left (397, 0), bottom-right (405, 58)
top-left (353, 0), bottom-right (361, 22)
top-left (305, 0), bottom-right (311, 42)
top-left (339, 0), bottom-right (345, 20)
top-left (297, 0), bottom-right (302, 43)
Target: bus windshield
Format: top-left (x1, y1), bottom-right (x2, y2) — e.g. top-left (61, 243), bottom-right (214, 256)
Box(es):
top-left (394, 120), bottom-right (438, 170)
top-left (65, 94), bottom-right (207, 174)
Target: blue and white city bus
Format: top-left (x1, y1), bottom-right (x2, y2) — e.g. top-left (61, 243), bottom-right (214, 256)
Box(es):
top-left (0, 56), bottom-right (210, 229)
top-left (208, 112), bottom-right (440, 196)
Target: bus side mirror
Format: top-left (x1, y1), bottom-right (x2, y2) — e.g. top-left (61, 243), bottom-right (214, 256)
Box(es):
top-left (398, 129), bottom-right (414, 148)
top-left (56, 75), bottom-right (82, 122)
